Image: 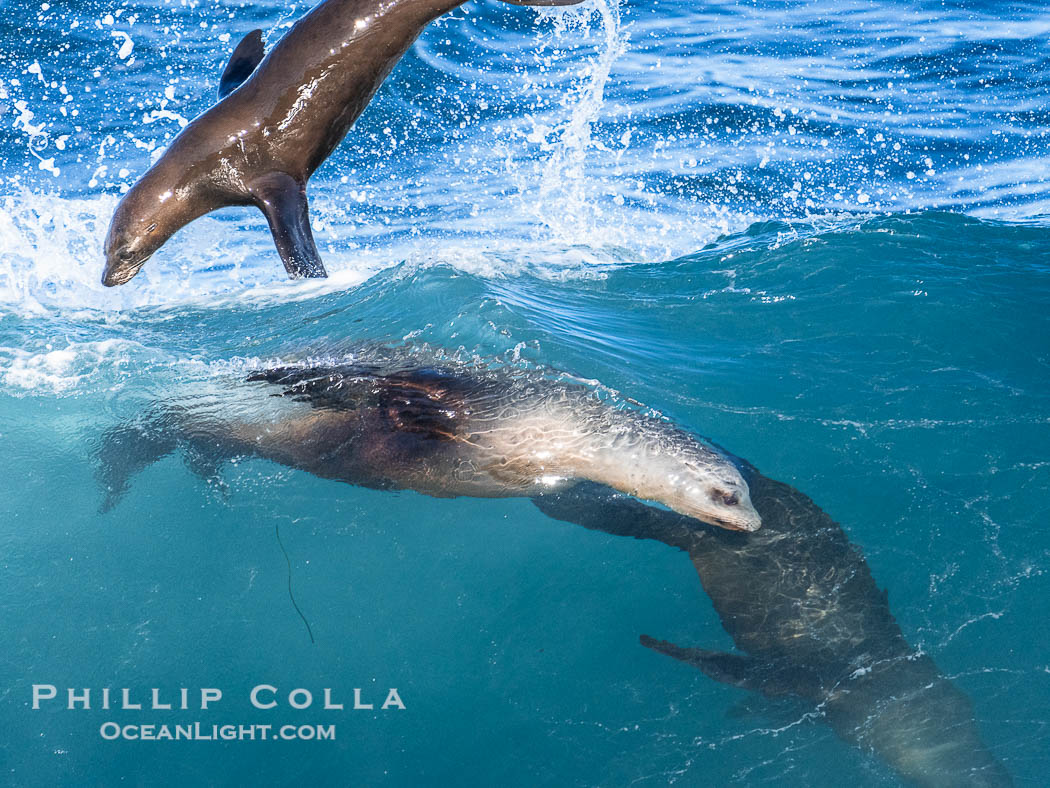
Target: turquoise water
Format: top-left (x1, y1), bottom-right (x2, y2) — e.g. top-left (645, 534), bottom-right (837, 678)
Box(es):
top-left (2, 1), bottom-right (1049, 785)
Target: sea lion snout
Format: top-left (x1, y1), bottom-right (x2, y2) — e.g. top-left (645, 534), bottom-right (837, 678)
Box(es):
top-left (708, 508), bottom-right (763, 533)
top-left (102, 246), bottom-right (150, 287)
top-left (689, 492), bottom-right (762, 532)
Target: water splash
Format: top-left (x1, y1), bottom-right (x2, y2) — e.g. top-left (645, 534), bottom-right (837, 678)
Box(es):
top-left (502, 0), bottom-right (748, 261)
top-left (527, 0), bottom-right (627, 238)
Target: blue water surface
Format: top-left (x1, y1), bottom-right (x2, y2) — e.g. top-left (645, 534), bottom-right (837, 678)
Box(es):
top-left (0, 0), bottom-right (1048, 785)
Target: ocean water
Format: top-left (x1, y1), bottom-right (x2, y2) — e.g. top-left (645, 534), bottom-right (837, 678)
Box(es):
top-left (1, 0), bottom-right (1048, 785)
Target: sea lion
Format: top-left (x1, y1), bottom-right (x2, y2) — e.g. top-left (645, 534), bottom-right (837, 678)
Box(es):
top-left (97, 362), bottom-right (762, 532)
top-left (535, 471), bottom-right (1013, 787)
top-left (101, 0), bottom-right (583, 286)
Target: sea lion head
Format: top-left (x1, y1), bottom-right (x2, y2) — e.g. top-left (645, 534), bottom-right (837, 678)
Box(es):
top-left (102, 166), bottom-right (203, 287)
top-left (674, 466), bottom-right (762, 533)
top-left (547, 412), bottom-right (764, 532)
top-left (610, 436), bottom-right (761, 532)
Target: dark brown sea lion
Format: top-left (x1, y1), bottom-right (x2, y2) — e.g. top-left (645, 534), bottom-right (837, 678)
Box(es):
top-left (535, 471), bottom-right (1013, 787)
top-left (101, 0), bottom-right (582, 286)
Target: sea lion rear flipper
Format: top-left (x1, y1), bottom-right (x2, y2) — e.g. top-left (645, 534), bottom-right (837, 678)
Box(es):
top-left (96, 419), bottom-right (178, 513)
top-left (640, 635), bottom-right (769, 693)
top-left (250, 172), bottom-right (328, 279)
top-left (218, 29), bottom-right (264, 99)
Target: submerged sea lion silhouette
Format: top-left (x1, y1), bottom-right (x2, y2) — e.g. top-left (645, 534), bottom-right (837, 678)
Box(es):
top-left (536, 474), bottom-right (1013, 787)
top-left (101, 0), bottom-right (583, 286)
top-left (97, 362), bottom-right (762, 532)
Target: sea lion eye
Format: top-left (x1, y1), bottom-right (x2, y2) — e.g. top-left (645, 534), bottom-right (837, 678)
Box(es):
top-left (711, 489), bottom-right (739, 506)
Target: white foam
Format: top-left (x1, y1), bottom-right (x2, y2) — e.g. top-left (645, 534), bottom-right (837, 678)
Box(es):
top-left (0, 338), bottom-right (150, 394)
top-left (0, 188), bottom-right (383, 317)
top-left (0, 176), bottom-right (747, 320)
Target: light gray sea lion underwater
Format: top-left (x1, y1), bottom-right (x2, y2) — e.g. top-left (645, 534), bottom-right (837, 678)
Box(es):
top-left (101, 0), bottom-right (583, 287)
top-left (536, 475), bottom-right (1013, 787)
top-left (98, 361), bottom-right (761, 532)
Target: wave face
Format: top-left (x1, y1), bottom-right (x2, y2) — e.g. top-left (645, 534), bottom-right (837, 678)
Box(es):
top-left (0, 1), bottom-right (1047, 785)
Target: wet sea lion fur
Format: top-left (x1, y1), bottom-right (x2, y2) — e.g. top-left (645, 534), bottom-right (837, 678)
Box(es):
top-left (98, 361), bottom-right (761, 532)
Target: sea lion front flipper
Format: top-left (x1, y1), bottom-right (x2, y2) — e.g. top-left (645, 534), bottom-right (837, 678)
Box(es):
top-left (218, 29), bottom-right (264, 99)
top-left (640, 635), bottom-right (812, 698)
top-left (183, 444), bottom-right (231, 502)
top-left (531, 482), bottom-right (703, 551)
top-left (640, 635), bottom-right (768, 692)
top-left (250, 172), bottom-right (328, 279)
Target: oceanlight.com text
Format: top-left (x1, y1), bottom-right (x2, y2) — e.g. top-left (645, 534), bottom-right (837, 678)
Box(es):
top-left (99, 722), bottom-right (336, 741)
